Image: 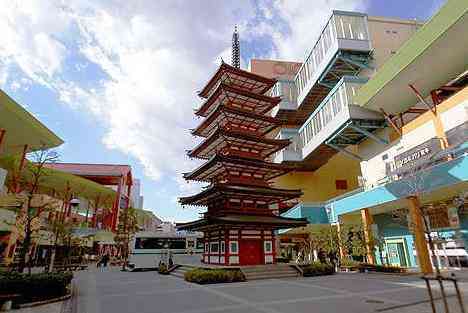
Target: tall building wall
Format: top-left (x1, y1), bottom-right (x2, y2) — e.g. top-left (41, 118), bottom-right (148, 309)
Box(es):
top-left (363, 16), bottom-right (422, 77)
top-left (273, 150), bottom-right (361, 202)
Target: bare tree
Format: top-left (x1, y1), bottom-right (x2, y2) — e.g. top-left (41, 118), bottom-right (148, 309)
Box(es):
top-left (15, 148), bottom-right (59, 273)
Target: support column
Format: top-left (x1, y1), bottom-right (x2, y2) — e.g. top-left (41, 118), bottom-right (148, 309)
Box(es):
top-left (0, 129), bottom-right (6, 151)
top-left (14, 144), bottom-right (28, 193)
top-left (335, 221), bottom-right (345, 259)
top-left (361, 208), bottom-right (375, 264)
top-left (431, 113), bottom-right (448, 150)
top-left (407, 196), bottom-right (433, 274)
top-left (111, 176), bottom-right (123, 231)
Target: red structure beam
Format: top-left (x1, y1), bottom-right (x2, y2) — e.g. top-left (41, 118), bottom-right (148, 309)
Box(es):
top-left (0, 129), bottom-right (6, 151)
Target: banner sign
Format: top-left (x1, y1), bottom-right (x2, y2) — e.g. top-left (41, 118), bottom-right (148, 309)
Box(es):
top-left (393, 137), bottom-right (442, 175)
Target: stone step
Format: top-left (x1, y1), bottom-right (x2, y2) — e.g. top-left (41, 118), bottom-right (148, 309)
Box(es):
top-left (170, 265), bottom-right (194, 279)
top-left (244, 272), bottom-right (299, 280)
top-left (241, 265), bottom-right (300, 281)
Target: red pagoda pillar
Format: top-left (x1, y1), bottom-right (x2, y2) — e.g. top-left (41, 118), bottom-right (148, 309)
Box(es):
top-left (178, 63), bottom-right (307, 266)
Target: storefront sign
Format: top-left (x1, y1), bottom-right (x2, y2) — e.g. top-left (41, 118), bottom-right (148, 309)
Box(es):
top-left (393, 138), bottom-right (442, 174)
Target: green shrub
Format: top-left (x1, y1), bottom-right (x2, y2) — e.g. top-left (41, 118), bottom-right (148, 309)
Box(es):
top-left (340, 258), bottom-right (361, 268)
top-left (301, 262), bottom-right (335, 277)
top-left (184, 268), bottom-right (245, 284)
top-left (359, 263), bottom-right (404, 273)
top-left (0, 271), bottom-right (73, 303)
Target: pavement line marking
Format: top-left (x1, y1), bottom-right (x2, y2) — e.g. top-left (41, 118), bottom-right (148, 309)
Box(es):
top-left (101, 287), bottom-right (197, 298)
top-left (375, 294), bottom-right (459, 312)
top-left (255, 286), bottom-right (416, 306)
top-left (272, 278), bottom-right (404, 306)
top-left (193, 282), bottom-right (284, 313)
top-left (171, 303), bottom-right (251, 313)
top-left (271, 278), bottom-right (354, 295)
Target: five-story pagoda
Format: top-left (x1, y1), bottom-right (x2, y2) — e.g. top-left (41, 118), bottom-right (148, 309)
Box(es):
top-left (178, 29), bottom-right (306, 266)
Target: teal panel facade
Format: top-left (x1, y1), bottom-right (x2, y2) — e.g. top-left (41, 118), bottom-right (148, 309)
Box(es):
top-left (282, 203), bottom-right (329, 224)
top-left (328, 155), bottom-right (468, 221)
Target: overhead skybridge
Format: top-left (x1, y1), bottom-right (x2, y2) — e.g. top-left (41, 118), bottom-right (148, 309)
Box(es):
top-left (275, 76), bottom-right (386, 169)
top-left (272, 11), bottom-right (373, 126)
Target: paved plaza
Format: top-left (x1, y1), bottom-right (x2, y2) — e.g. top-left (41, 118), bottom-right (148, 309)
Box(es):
top-left (17, 267), bottom-right (468, 313)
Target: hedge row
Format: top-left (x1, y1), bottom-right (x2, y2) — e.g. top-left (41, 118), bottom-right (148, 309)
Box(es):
top-left (184, 268), bottom-right (245, 284)
top-left (359, 263), bottom-right (404, 273)
top-left (0, 271), bottom-right (73, 303)
top-left (301, 262), bottom-right (335, 277)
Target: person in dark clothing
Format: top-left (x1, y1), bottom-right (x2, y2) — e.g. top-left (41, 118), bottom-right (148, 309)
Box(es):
top-left (102, 254), bottom-right (110, 267)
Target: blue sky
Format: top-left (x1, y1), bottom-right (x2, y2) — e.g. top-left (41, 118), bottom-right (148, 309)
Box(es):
top-left (0, 0), bottom-right (445, 222)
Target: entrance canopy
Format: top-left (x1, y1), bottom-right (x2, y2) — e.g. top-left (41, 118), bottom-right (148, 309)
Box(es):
top-left (0, 89), bottom-right (63, 156)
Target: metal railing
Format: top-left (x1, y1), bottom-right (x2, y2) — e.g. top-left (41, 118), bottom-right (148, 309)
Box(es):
top-left (297, 77), bottom-right (365, 151)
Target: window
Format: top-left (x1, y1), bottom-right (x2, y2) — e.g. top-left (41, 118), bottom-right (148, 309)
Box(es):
top-left (335, 179), bottom-right (348, 190)
top-left (134, 238), bottom-right (166, 249)
top-left (205, 243), bottom-right (208, 253)
top-left (264, 241), bottom-right (272, 253)
top-left (221, 241), bottom-right (225, 254)
top-left (210, 242), bottom-right (219, 253)
top-left (168, 239), bottom-right (186, 250)
top-left (230, 241), bottom-right (238, 254)
top-left (197, 240), bottom-right (205, 250)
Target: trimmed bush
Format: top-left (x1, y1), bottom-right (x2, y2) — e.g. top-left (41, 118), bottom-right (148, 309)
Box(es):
top-left (301, 262), bottom-right (335, 277)
top-left (359, 263), bottom-right (404, 273)
top-left (340, 258), bottom-right (361, 268)
top-left (0, 271), bottom-right (73, 303)
top-left (184, 268), bottom-right (245, 284)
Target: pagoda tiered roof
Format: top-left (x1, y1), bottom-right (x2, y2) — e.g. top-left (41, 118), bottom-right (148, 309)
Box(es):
top-left (179, 183), bottom-right (302, 206)
top-left (198, 62), bottom-right (277, 99)
top-left (188, 128), bottom-right (290, 160)
top-left (177, 214), bottom-right (307, 231)
top-left (183, 154), bottom-right (294, 183)
top-left (192, 104), bottom-right (281, 138)
top-left (196, 83), bottom-right (280, 118)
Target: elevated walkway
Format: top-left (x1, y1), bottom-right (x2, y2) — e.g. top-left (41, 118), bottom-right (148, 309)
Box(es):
top-left (275, 77), bottom-right (386, 168)
top-left (271, 11), bottom-right (373, 125)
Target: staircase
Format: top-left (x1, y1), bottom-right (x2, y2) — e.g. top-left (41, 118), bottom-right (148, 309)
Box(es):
top-left (241, 264), bottom-right (301, 281)
top-left (170, 265), bottom-right (195, 279)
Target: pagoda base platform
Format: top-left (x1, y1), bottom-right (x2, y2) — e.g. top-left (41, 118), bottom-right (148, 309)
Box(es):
top-left (201, 227), bottom-right (278, 266)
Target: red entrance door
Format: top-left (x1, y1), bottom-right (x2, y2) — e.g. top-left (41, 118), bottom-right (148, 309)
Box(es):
top-left (239, 240), bottom-right (263, 265)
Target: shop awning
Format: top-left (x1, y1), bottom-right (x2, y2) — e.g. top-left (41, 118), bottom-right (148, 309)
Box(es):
top-left (0, 156), bottom-right (117, 207)
top-left (0, 89), bottom-right (63, 156)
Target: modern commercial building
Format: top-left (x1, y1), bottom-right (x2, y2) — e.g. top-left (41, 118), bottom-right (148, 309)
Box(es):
top-left (44, 163), bottom-right (133, 231)
top-left (131, 179), bottom-right (144, 209)
top-left (249, 0), bottom-right (467, 272)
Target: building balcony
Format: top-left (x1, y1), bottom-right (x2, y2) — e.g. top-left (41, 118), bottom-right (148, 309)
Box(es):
top-left (273, 128), bottom-right (302, 163)
top-left (295, 11), bottom-right (372, 114)
top-left (298, 76), bottom-right (386, 165)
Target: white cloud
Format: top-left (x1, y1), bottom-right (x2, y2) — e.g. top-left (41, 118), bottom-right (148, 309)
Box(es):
top-left (0, 0), bottom-right (366, 218)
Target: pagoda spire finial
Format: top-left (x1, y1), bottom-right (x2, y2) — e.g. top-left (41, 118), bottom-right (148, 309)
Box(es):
top-left (231, 25), bottom-right (240, 69)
